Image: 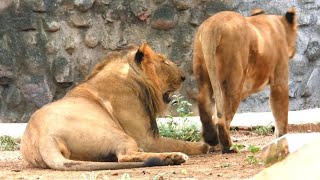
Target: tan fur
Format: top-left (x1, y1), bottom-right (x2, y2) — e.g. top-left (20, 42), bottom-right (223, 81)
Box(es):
top-left (193, 8), bottom-right (297, 153)
top-left (20, 43), bottom-right (208, 170)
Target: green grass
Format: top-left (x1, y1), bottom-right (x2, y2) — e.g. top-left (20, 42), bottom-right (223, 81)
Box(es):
top-left (0, 135), bottom-right (20, 151)
top-left (253, 126), bottom-right (273, 135)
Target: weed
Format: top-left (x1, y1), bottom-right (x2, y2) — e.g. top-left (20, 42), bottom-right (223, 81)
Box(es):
top-left (171, 94), bottom-right (193, 118)
top-left (247, 145), bottom-right (260, 153)
top-left (120, 173), bottom-right (131, 180)
top-left (230, 143), bottom-right (245, 152)
top-left (246, 155), bottom-right (259, 164)
top-left (254, 126), bottom-right (273, 135)
top-left (81, 172), bottom-right (98, 180)
top-left (0, 135), bottom-right (20, 151)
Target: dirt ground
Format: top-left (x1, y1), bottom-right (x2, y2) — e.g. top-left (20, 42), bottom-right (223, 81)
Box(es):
top-left (0, 131), bottom-right (273, 180)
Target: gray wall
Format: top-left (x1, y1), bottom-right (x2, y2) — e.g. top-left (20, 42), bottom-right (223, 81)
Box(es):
top-left (0, 0), bottom-right (319, 123)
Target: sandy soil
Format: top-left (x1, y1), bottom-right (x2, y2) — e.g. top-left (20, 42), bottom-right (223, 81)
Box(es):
top-left (0, 132), bottom-right (273, 180)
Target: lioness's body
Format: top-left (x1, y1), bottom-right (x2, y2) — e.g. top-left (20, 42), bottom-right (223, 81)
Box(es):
top-left (21, 44), bottom-right (208, 170)
top-left (193, 9), bottom-right (297, 152)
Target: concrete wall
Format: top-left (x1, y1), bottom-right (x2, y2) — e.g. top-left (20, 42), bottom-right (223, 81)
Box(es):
top-left (0, 0), bottom-right (319, 122)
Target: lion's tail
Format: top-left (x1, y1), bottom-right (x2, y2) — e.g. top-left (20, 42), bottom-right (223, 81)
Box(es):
top-left (38, 136), bottom-right (166, 171)
top-left (199, 27), bottom-right (224, 119)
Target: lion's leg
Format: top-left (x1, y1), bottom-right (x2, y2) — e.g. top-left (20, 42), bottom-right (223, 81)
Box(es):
top-left (269, 84), bottom-right (288, 137)
top-left (140, 136), bottom-right (209, 155)
top-left (115, 135), bottom-right (188, 165)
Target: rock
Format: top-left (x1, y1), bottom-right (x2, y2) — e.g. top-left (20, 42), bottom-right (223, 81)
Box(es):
top-left (52, 56), bottom-right (74, 83)
top-left (43, 18), bottom-right (60, 32)
top-left (173, 0), bottom-right (192, 11)
top-left (74, 0), bottom-right (96, 12)
top-left (290, 54), bottom-right (309, 76)
top-left (130, 0), bottom-right (151, 21)
top-left (253, 135), bottom-right (320, 180)
top-left (151, 5), bottom-right (178, 30)
top-left (0, 65), bottom-right (14, 85)
top-left (189, 7), bottom-right (206, 26)
top-left (302, 68), bottom-right (320, 97)
top-left (305, 39), bottom-right (320, 61)
top-left (46, 41), bottom-right (58, 54)
top-left (20, 76), bottom-right (55, 108)
top-left (288, 81), bottom-right (299, 98)
top-left (205, 1), bottom-right (232, 16)
top-left (97, 0), bottom-right (110, 5)
top-left (70, 14), bottom-right (90, 28)
top-left (84, 31), bottom-right (98, 48)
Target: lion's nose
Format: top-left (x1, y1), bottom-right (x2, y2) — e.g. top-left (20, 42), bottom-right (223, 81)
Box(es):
top-left (181, 76), bottom-right (186, 81)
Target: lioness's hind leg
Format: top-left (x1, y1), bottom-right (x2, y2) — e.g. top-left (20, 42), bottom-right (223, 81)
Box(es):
top-left (194, 58), bottom-right (218, 146)
top-left (270, 84), bottom-right (288, 137)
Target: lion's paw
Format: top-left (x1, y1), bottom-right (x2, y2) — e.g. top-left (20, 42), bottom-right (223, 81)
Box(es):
top-left (164, 152), bottom-right (188, 165)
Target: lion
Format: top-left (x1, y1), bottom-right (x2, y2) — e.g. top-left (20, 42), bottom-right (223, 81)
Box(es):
top-left (20, 43), bottom-right (209, 171)
top-left (193, 8), bottom-right (297, 153)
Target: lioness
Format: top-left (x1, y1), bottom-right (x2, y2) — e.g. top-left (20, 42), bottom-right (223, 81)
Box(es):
top-left (193, 8), bottom-right (297, 153)
top-left (21, 43), bottom-right (208, 170)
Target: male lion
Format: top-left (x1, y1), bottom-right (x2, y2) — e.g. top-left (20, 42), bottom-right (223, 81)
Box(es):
top-left (21, 43), bottom-right (208, 170)
top-left (193, 8), bottom-right (297, 153)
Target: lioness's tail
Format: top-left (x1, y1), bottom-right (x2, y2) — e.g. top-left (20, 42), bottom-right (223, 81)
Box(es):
top-left (38, 136), bottom-right (167, 171)
top-left (199, 27), bottom-right (224, 118)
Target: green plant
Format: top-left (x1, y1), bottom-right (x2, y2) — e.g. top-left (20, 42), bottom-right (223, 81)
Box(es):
top-left (0, 135), bottom-right (20, 151)
top-left (254, 126), bottom-right (273, 135)
top-left (230, 143), bottom-right (245, 152)
top-left (246, 145), bottom-right (261, 164)
top-left (158, 95), bottom-right (200, 142)
top-left (171, 94), bottom-right (193, 118)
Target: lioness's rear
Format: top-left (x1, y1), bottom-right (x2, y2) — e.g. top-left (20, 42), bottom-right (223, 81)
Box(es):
top-left (193, 9), bottom-right (297, 153)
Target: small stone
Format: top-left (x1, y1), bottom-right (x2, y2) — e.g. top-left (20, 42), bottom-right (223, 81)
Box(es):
top-left (52, 56), bottom-right (74, 83)
top-left (84, 32), bottom-right (98, 48)
top-left (189, 7), bottom-right (205, 26)
top-left (290, 54), bottom-right (308, 76)
top-left (43, 19), bottom-right (60, 32)
top-left (70, 14), bottom-right (90, 28)
top-left (74, 0), bottom-right (96, 12)
top-left (0, 65), bottom-right (14, 85)
top-left (173, 0), bottom-right (192, 11)
top-left (302, 68), bottom-right (320, 97)
top-left (151, 5), bottom-right (178, 30)
top-left (305, 40), bottom-right (320, 61)
top-left (46, 41), bottom-right (58, 54)
top-left (130, 0), bottom-right (151, 21)
top-left (64, 37), bottom-right (76, 55)
top-left (32, 0), bottom-right (46, 12)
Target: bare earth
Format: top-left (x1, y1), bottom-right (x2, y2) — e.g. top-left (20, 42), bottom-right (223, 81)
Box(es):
top-left (0, 132), bottom-right (273, 180)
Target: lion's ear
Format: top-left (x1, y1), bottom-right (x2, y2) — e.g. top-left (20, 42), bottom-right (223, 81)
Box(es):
top-left (285, 7), bottom-right (296, 25)
top-left (135, 43), bottom-right (154, 64)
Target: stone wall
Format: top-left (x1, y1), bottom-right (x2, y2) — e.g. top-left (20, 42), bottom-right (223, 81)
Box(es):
top-left (0, 0), bottom-right (319, 123)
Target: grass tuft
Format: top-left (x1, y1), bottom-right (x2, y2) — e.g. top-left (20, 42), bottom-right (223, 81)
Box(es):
top-left (0, 135), bottom-right (20, 151)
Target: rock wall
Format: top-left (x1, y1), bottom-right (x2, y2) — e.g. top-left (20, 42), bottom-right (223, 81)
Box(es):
top-left (0, 0), bottom-right (319, 123)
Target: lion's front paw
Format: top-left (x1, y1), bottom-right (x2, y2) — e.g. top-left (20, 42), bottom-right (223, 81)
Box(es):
top-left (164, 152), bottom-right (189, 165)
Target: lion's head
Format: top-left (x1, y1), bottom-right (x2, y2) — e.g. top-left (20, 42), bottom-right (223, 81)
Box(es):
top-left (132, 43), bottom-right (185, 106)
